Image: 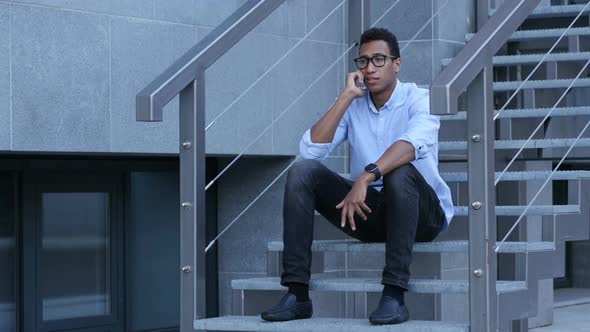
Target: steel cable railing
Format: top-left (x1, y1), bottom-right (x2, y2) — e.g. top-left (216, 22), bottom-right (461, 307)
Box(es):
top-left (204, 0), bottom-right (347, 132)
top-left (205, 0), bottom-right (452, 252)
top-left (494, 3), bottom-right (590, 185)
top-left (496, 111), bottom-right (590, 252)
top-left (495, 57), bottom-right (590, 186)
top-left (493, 1), bottom-right (590, 125)
top-left (494, 3), bottom-right (590, 250)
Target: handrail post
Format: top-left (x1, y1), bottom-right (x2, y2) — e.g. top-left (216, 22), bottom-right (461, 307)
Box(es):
top-left (179, 73), bottom-right (207, 332)
top-left (477, 0), bottom-right (492, 29)
top-left (467, 61), bottom-right (497, 332)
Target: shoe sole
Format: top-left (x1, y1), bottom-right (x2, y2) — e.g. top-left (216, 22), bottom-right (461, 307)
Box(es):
top-left (369, 308), bottom-right (409, 325)
top-left (261, 313), bottom-right (313, 322)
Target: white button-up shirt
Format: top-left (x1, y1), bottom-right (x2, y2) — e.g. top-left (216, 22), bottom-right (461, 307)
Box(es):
top-left (299, 80), bottom-right (454, 230)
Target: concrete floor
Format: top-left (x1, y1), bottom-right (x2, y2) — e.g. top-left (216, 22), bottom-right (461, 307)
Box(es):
top-left (529, 288), bottom-right (590, 332)
top-left (529, 303), bottom-right (590, 332)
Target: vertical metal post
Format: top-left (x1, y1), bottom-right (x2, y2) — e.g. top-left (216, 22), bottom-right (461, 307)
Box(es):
top-left (467, 63), bottom-right (497, 332)
top-left (477, 0), bottom-right (491, 30)
top-left (348, 0), bottom-right (370, 71)
top-left (179, 73), bottom-right (207, 331)
top-left (346, 0), bottom-right (370, 173)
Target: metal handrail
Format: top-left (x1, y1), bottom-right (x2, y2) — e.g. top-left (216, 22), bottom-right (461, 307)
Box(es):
top-left (135, 1), bottom-right (288, 329)
top-left (136, 0), bottom-right (286, 122)
top-left (493, 1), bottom-right (590, 123)
top-left (430, 0), bottom-right (541, 116)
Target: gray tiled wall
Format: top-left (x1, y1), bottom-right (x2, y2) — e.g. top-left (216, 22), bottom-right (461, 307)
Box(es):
top-left (0, 2), bottom-right (10, 150)
top-left (10, 4), bottom-right (111, 151)
top-left (0, 0), bottom-right (346, 155)
top-left (370, 0), bottom-right (474, 85)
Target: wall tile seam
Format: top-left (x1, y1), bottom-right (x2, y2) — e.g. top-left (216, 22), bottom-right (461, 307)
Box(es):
top-left (431, 0), bottom-right (435, 82)
top-left (435, 38), bottom-right (466, 45)
top-left (8, 1), bottom-right (12, 150)
top-left (441, 267), bottom-right (469, 272)
top-left (108, 17), bottom-right (112, 152)
top-left (5, 1), bottom-right (199, 29)
top-left (303, 0), bottom-right (307, 36)
top-left (197, 26), bottom-right (348, 47)
top-left (218, 271), bottom-right (267, 276)
top-left (323, 269), bottom-right (382, 273)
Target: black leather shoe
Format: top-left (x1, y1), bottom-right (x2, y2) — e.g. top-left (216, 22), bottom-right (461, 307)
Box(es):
top-left (260, 293), bottom-right (313, 322)
top-left (369, 295), bottom-right (409, 325)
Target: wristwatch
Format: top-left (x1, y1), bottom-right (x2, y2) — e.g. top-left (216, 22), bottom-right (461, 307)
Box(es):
top-left (364, 163), bottom-right (382, 181)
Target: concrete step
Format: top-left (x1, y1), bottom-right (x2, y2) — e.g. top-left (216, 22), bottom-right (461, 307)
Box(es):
top-left (231, 275), bottom-right (526, 293)
top-left (489, 4), bottom-right (590, 19)
top-left (454, 204), bottom-right (579, 216)
top-left (341, 170), bottom-right (590, 182)
top-left (194, 316), bottom-right (470, 332)
top-left (439, 137), bottom-right (590, 150)
top-left (440, 106), bottom-right (590, 120)
top-left (442, 52), bottom-right (590, 67)
top-left (493, 78), bottom-right (590, 91)
top-left (467, 27), bottom-right (590, 42)
top-left (441, 170), bottom-right (590, 182)
top-left (315, 204), bottom-right (578, 217)
top-left (267, 240), bottom-right (555, 254)
top-left (314, 204), bottom-right (579, 217)
top-left (520, 4), bottom-right (590, 19)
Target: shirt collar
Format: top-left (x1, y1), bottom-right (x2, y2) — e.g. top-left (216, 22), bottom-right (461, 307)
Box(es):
top-left (366, 80), bottom-right (403, 114)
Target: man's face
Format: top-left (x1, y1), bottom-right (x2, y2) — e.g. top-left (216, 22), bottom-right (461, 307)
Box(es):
top-left (358, 40), bottom-right (400, 95)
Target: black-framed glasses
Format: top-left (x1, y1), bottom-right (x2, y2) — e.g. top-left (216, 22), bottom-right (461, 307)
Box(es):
top-left (354, 54), bottom-right (398, 70)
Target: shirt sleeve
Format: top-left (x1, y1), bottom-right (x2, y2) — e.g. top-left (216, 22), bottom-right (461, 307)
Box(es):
top-left (299, 112), bottom-right (348, 161)
top-left (397, 90), bottom-right (440, 160)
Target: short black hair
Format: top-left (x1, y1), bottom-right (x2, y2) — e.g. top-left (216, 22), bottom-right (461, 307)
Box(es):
top-left (359, 28), bottom-right (400, 58)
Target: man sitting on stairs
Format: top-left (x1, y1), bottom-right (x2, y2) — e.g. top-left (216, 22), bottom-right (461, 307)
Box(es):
top-left (261, 27), bottom-right (454, 325)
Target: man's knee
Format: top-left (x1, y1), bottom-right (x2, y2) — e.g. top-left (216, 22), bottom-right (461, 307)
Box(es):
top-left (382, 164), bottom-right (416, 190)
top-left (287, 159), bottom-right (325, 186)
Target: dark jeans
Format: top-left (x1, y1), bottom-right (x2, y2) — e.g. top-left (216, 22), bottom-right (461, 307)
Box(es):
top-left (280, 159), bottom-right (445, 290)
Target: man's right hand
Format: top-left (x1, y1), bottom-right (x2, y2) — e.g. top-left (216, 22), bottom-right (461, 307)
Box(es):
top-left (345, 71), bottom-right (367, 99)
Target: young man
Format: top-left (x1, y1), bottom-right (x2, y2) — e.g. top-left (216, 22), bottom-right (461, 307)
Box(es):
top-left (261, 27), bottom-right (453, 325)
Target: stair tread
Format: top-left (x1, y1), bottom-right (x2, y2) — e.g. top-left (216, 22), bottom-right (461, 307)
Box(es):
top-left (467, 27), bottom-right (590, 42)
top-left (489, 4), bottom-right (590, 18)
top-left (314, 204), bottom-right (579, 216)
top-left (194, 316), bottom-right (470, 332)
top-left (441, 106), bottom-right (590, 120)
top-left (232, 275), bottom-right (526, 293)
top-left (440, 137), bottom-right (590, 150)
top-left (340, 170), bottom-right (590, 181)
top-left (267, 240), bottom-right (555, 253)
top-left (441, 170), bottom-right (590, 182)
top-left (454, 204), bottom-right (579, 216)
top-left (493, 51), bottom-right (590, 65)
top-left (442, 52), bottom-right (590, 67)
top-left (524, 4), bottom-right (590, 18)
top-left (493, 78), bottom-right (590, 91)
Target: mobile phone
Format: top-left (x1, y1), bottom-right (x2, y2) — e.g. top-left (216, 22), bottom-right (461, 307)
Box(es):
top-left (356, 79), bottom-right (367, 91)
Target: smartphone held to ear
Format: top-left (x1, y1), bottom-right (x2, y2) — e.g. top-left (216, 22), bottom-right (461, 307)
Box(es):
top-left (356, 79), bottom-right (367, 91)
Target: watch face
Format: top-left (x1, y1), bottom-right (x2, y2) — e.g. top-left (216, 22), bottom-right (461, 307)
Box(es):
top-left (365, 163), bottom-right (377, 172)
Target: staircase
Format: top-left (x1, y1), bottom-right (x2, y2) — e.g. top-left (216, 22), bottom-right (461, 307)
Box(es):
top-left (191, 2), bottom-right (590, 331)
